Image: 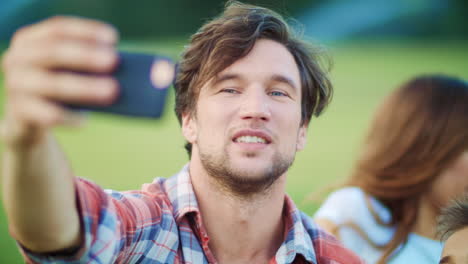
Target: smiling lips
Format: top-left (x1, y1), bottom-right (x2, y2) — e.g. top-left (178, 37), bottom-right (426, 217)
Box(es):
top-left (232, 130), bottom-right (272, 145)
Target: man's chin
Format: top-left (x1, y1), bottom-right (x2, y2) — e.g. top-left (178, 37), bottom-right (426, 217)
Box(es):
top-left (232, 152), bottom-right (273, 166)
top-left (216, 163), bottom-right (283, 195)
top-left (223, 172), bottom-right (278, 197)
top-left (229, 167), bottom-right (274, 182)
top-left (199, 149), bottom-right (292, 197)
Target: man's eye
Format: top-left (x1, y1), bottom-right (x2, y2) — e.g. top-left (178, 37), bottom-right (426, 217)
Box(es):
top-left (270, 91), bottom-right (287, 97)
top-left (221, 88), bottom-right (239, 94)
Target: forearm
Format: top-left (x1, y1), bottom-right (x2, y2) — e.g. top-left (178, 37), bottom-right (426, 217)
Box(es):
top-left (0, 15), bottom-right (119, 256)
top-left (2, 132), bottom-right (81, 252)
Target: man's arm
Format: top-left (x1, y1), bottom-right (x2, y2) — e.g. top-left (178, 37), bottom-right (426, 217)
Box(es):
top-left (1, 16), bottom-right (118, 253)
top-left (2, 133), bottom-right (82, 253)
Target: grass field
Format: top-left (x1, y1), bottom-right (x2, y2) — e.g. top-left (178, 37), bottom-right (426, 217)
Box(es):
top-left (0, 39), bottom-right (467, 263)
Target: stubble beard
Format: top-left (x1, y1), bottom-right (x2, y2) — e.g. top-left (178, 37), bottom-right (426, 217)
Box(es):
top-left (199, 146), bottom-right (295, 199)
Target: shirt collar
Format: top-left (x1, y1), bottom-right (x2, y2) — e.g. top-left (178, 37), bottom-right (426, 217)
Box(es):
top-left (160, 163), bottom-right (200, 222)
top-left (155, 164), bottom-right (317, 264)
top-left (276, 196), bottom-right (317, 264)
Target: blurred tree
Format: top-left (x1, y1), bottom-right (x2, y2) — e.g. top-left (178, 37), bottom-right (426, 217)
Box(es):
top-left (441, 0), bottom-right (468, 37)
top-left (0, 0), bottom-right (321, 41)
top-left (1, 0), bottom-right (466, 41)
top-left (48, 0), bottom-right (315, 39)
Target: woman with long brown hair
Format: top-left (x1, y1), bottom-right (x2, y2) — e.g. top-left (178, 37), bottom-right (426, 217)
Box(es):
top-left (314, 74), bottom-right (468, 263)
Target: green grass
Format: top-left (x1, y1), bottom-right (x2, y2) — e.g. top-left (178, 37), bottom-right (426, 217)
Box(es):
top-left (0, 39), bottom-right (467, 262)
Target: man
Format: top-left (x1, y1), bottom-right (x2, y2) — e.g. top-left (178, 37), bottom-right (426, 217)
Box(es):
top-left (1, 1), bottom-right (363, 263)
top-left (438, 194), bottom-right (468, 264)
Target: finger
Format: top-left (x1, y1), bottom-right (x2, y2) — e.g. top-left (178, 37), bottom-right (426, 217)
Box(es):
top-left (10, 95), bottom-right (88, 128)
top-left (9, 95), bottom-right (67, 128)
top-left (12, 40), bottom-right (118, 73)
top-left (7, 70), bottom-right (118, 105)
top-left (1, 98), bottom-right (86, 147)
top-left (12, 16), bottom-right (118, 48)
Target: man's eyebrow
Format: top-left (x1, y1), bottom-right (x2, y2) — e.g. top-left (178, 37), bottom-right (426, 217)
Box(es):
top-left (270, 74), bottom-right (298, 91)
top-left (439, 256), bottom-right (453, 264)
top-left (212, 74), bottom-right (242, 85)
top-left (211, 73), bottom-right (298, 91)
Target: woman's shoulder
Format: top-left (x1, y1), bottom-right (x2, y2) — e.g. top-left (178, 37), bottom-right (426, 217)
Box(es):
top-left (314, 187), bottom-right (395, 260)
top-left (326, 186), bottom-right (367, 202)
top-left (314, 187), bottom-right (368, 222)
top-left (313, 186), bottom-right (391, 226)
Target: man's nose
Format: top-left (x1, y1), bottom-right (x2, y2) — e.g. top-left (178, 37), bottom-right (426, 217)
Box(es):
top-left (238, 88), bottom-right (271, 121)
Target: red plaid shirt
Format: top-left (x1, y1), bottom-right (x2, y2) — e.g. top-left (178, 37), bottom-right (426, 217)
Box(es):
top-left (20, 164), bottom-right (363, 264)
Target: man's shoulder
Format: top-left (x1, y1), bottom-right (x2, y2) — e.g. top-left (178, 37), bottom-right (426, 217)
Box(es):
top-left (75, 176), bottom-right (174, 214)
top-left (298, 212), bottom-right (364, 264)
top-left (140, 176), bottom-right (169, 195)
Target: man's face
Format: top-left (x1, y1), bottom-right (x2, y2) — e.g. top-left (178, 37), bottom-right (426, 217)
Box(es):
top-left (440, 227), bottom-right (468, 264)
top-left (182, 39), bottom-right (306, 196)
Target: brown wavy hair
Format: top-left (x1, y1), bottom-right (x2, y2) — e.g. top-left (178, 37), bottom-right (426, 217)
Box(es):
top-left (174, 1), bottom-right (332, 156)
top-left (346, 75), bottom-right (468, 263)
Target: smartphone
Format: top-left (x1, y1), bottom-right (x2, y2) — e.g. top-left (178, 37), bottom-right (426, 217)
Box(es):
top-left (67, 51), bottom-right (174, 118)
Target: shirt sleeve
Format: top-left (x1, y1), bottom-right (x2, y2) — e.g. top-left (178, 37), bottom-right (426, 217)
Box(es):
top-left (19, 177), bottom-right (166, 264)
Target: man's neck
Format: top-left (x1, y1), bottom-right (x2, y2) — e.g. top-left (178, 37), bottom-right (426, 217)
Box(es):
top-left (189, 161), bottom-right (286, 264)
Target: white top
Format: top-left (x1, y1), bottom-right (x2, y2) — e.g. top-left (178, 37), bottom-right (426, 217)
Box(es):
top-left (313, 187), bottom-right (443, 264)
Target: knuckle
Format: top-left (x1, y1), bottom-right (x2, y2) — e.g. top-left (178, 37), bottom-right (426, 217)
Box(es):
top-left (54, 74), bottom-right (75, 96)
top-left (38, 42), bottom-right (57, 62)
top-left (9, 71), bottom-right (51, 97)
top-left (44, 108), bottom-right (62, 125)
top-left (4, 75), bottom-right (18, 93)
top-left (10, 25), bottom-right (30, 46)
top-left (6, 95), bottom-right (25, 119)
top-left (1, 50), bottom-right (12, 71)
top-left (9, 96), bottom-right (24, 115)
top-left (5, 94), bottom-right (17, 110)
top-left (4, 70), bottom-right (28, 94)
top-left (33, 73), bottom-right (54, 95)
top-left (44, 17), bottom-right (69, 38)
top-left (47, 15), bottom-right (70, 29)
top-left (48, 15), bottom-right (67, 23)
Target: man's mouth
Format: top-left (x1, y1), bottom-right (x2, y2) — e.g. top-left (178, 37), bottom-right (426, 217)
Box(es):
top-left (232, 130), bottom-right (272, 144)
top-left (234, 135), bottom-right (267, 144)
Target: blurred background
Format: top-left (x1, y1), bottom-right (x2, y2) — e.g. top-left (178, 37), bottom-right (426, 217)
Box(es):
top-left (0, 0), bottom-right (467, 262)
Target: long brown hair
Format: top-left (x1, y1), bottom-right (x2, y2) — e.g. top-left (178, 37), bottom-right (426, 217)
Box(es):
top-left (348, 75), bottom-right (468, 263)
top-left (174, 1), bottom-right (332, 156)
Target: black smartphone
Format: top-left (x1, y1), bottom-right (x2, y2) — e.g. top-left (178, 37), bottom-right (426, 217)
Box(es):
top-left (67, 51), bottom-right (174, 118)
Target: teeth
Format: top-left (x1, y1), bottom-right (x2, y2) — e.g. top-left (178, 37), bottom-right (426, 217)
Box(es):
top-left (235, 136), bottom-right (266, 144)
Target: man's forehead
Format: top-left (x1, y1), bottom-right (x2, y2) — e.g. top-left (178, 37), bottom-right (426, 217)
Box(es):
top-left (197, 39), bottom-right (302, 93)
top-left (227, 39), bottom-right (299, 72)
top-left (215, 41), bottom-right (300, 83)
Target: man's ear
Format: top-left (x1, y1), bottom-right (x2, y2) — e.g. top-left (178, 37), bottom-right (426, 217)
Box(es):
top-left (296, 123), bottom-right (308, 151)
top-left (182, 112), bottom-right (197, 143)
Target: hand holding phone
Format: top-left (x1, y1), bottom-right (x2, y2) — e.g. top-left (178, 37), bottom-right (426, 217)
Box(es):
top-left (67, 51), bottom-right (175, 118)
